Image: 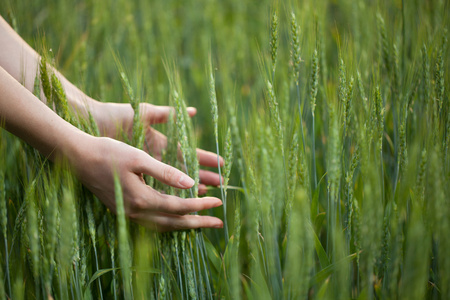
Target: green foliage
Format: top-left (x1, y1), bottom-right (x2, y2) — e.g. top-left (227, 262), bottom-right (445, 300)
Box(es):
top-left (0, 0), bottom-right (449, 299)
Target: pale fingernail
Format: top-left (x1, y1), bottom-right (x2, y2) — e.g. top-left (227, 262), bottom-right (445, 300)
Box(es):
top-left (214, 222), bottom-right (223, 228)
top-left (179, 176), bottom-right (195, 188)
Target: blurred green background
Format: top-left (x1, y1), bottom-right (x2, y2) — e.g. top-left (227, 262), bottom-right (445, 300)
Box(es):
top-left (1, 0), bottom-right (449, 299)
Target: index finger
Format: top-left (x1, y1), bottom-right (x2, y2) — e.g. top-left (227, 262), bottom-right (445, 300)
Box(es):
top-left (132, 150), bottom-right (194, 189)
top-left (154, 195), bottom-right (223, 215)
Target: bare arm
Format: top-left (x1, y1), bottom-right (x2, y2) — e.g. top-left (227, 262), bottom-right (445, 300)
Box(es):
top-left (0, 65), bottom-right (80, 159)
top-left (0, 65), bottom-right (223, 231)
top-left (0, 16), bottom-right (224, 193)
top-left (0, 15), bottom-right (96, 119)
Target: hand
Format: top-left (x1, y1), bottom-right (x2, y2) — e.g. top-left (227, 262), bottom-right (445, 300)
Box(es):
top-left (91, 101), bottom-right (224, 194)
top-left (68, 134), bottom-right (224, 231)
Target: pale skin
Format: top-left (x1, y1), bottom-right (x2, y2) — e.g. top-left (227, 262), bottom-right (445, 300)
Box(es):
top-left (0, 16), bottom-right (224, 231)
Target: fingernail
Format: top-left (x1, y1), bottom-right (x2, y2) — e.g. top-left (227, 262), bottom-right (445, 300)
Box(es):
top-left (179, 176), bottom-right (195, 188)
top-left (215, 199), bottom-right (223, 207)
top-left (214, 222), bottom-right (223, 228)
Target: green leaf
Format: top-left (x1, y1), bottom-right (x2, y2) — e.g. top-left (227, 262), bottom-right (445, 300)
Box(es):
top-left (131, 267), bottom-right (161, 274)
top-left (311, 186), bottom-right (321, 220)
top-left (313, 252), bottom-right (358, 285)
top-left (89, 268), bottom-right (120, 286)
top-left (314, 212), bottom-right (326, 233)
top-left (311, 224), bottom-right (330, 268)
top-left (316, 277), bottom-right (330, 299)
top-left (223, 235), bottom-right (238, 267)
top-left (203, 235), bottom-right (222, 273)
top-left (310, 172), bottom-right (326, 221)
top-left (242, 274), bottom-right (254, 300)
top-left (88, 267), bottom-right (160, 286)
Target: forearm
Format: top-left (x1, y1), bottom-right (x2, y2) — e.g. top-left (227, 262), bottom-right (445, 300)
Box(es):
top-left (0, 65), bottom-right (90, 160)
top-left (0, 15), bottom-right (98, 120)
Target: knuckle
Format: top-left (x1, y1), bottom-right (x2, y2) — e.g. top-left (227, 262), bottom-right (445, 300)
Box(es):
top-left (153, 193), bottom-right (167, 212)
top-left (154, 217), bottom-right (176, 232)
top-left (128, 154), bottom-right (143, 169)
top-left (127, 211), bottom-right (140, 222)
top-left (162, 197), bottom-right (185, 215)
top-left (169, 216), bottom-right (187, 231)
top-left (154, 215), bottom-right (188, 232)
top-left (128, 196), bottom-right (147, 214)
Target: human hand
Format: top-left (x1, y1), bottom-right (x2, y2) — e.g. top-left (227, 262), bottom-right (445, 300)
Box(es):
top-left (91, 101), bottom-right (223, 194)
top-left (67, 134), bottom-right (224, 231)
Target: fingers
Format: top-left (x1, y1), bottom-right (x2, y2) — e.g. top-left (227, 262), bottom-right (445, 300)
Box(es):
top-left (138, 135), bottom-right (223, 190)
top-left (197, 149), bottom-right (224, 168)
top-left (132, 151), bottom-right (194, 189)
top-left (199, 170), bottom-right (222, 186)
top-left (187, 107), bottom-right (197, 117)
top-left (198, 184), bottom-right (208, 195)
top-left (123, 157), bottom-right (223, 231)
top-left (154, 195), bottom-right (222, 215)
top-left (140, 104), bottom-right (223, 169)
top-left (128, 189), bottom-right (223, 229)
top-left (156, 214), bottom-right (223, 232)
top-left (137, 214), bottom-right (223, 232)
top-left (142, 104), bottom-right (196, 125)
top-left (144, 127), bottom-right (167, 160)
top-left (143, 124), bottom-right (223, 171)
top-left (126, 191), bottom-right (223, 231)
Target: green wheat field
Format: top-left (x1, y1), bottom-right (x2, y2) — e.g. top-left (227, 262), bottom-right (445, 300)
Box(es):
top-left (1, 0), bottom-right (449, 299)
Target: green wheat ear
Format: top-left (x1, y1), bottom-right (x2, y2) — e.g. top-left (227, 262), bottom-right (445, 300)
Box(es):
top-left (357, 70), bottom-right (369, 116)
top-left (285, 132), bottom-right (299, 226)
top-left (290, 10), bottom-right (307, 162)
top-left (222, 127), bottom-right (233, 198)
top-left (114, 174), bottom-right (132, 299)
top-left (377, 13), bottom-right (391, 73)
top-left (51, 74), bottom-right (73, 124)
top-left (39, 56), bottom-right (53, 108)
top-left (86, 199), bottom-right (103, 300)
top-left (114, 54), bottom-right (144, 149)
top-left (42, 174), bottom-right (58, 292)
top-left (208, 58), bottom-right (228, 242)
top-left (374, 86), bottom-right (385, 152)
top-left (284, 188), bottom-right (313, 299)
top-left (434, 31), bottom-right (447, 115)
top-left (343, 76), bottom-right (354, 136)
top-left (420, 44), bottom-right (431, 108)
top-left (290, 12), bottom-right (302, 84)
top-left (25, 181), bottom-right (39, 282)
top-left (310, 49), bottom-right (319, 190)
top-left (398, 119), bottom-right (408, 177)
top-left (33, 69), bottom-right (41, 100)
top-left (105, 211), bottom-right (117, 300)
top-left (266, 80), bottom-right (284, 157)
top-left (0, 165), bottom-right (9, 299)
top-left (0, 141), bottom-right (7, 246)
top-left (270, 9), bottom-right (278, 81)
top-left (310, 49), bottom-right (319, 116)
top-left (166, 63), bottom-right (199, 197)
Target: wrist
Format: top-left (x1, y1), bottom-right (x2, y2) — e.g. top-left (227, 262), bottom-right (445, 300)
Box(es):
top-left (59, 128), bottom-right (98, 170)
top-left (63, 80), bottom-right (97, 119)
